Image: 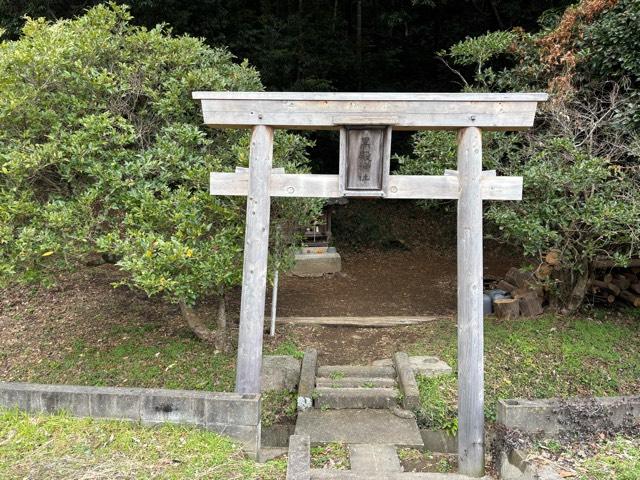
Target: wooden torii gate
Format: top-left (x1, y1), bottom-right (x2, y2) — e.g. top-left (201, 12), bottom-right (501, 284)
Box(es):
top-left (193, 91), bottom-right (547, 477)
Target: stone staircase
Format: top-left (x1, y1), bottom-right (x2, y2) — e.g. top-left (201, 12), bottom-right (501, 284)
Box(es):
top-left (294, 350), bottom-right (424, 451)
top-left (314, 365), bottom-right (400, 410)
top-left (286, 434), bottom-right (484, 480)
top-left (288, 351), bottom-right (471, 479)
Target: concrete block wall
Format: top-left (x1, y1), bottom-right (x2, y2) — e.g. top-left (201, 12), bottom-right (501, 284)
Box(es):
top-left (0, 382), bottom-right (261, 455)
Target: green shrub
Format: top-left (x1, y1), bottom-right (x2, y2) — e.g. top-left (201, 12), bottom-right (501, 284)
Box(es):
top-left (0, 4), bottom-right (320, 308)
top-left (403, 2), bottom-right (640, 310)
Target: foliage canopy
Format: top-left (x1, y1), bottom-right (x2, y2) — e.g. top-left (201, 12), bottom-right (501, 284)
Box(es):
top-left (0, 4), bottom-right (320, 305)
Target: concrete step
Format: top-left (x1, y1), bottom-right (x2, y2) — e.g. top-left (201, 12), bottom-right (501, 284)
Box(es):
top-left (317, 365), bottom-right (396, 379)
top-left (295, 409), bottom-right (423, 448)
top-left (310, 471), bottom-right (480, 480)
top-left (315, 387), bottom-right (399, 409)
top-left (349, 444), bottom-right (401, 473)
top-left (316, 377), bottom-right (397, 389)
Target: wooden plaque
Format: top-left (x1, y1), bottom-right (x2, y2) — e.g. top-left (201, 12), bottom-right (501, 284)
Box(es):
top-left (339, 126), bottom-right (391, 197)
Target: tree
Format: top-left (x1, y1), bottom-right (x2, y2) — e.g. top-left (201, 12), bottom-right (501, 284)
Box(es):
top-left (0, 4), bottom-right (321, 348)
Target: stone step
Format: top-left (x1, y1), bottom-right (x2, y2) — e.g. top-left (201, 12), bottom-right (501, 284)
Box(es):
top-left (317, 365), bottom-right (396, 379)
top-left (295, 409), bottom-right (423, 448)
top-left (349, 444), bottom-right (401, 473)
top-left (316, 377), bottom-right (397, 389)
top-left (315, 387), bottom-right (399, 409)
top-left (310, 471), bottom-right (479, 480)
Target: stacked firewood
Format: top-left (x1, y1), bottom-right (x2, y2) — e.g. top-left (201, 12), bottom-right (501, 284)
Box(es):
top-left (492, 266), bottom-right (545, 320)
top-left (491, 254), bottom-right (640, 320)
top-left (588, 258), bottom-right (640, 307)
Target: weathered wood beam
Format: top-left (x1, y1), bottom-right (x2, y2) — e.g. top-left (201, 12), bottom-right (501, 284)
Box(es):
top-left (457, 127), bottom-right (485, 477)
top-left (235, 125), bottom-right (274, 394)
top-left (193, 92), bottom-right (548, 130)
top-left (210, 172), bottom-right (522, 201)
top-left (273, 315), bottom-right (441, 327)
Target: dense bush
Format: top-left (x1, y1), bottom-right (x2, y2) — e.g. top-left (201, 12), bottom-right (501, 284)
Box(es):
top-left (0, 5), bottom-right (320, 321)
top-left (401, 0), bottom-right (640, 310)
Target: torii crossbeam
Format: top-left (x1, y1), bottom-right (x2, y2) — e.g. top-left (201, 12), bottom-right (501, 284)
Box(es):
top-left (193, 91), bottom-right (547, 477)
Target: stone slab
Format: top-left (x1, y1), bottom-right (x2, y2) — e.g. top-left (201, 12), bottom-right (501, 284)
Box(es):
top-left (298, 348), bottom-right (318, 411)
top-left (497, 396), bottom-right (640, 438)
top-left (499, 449), bottom-right (563, 480)
top-left (291, 252), bottom-right (341, 277)
top-left (314, 387), bottom-right (399, 410)
top-left (420, 430), bottom-right (458, 454)
top-left (373, 356), bottom-right (452, 378)
top-left (287, 434), bottom-right (311, 480)
top-left (316, 377), bottom-right (397, 389)
top-left (262, 355), bottom-right (301, 393)
top-left (310, 471), bottom-right (483, 479)
top-left (318, 365), bottom-right (396, 378)
top-left (0, 382), bottom-right (261, 455)
top-left (393, 352), bottom-right (420, 410)
top-left (349, 444), bottom-right (402, 473)
top-left (262, 423), bottom-right (296, 447)
top-left (295, 409), bottom-right (423, 448)
top-left (141, 389), bottom-right (207, 427)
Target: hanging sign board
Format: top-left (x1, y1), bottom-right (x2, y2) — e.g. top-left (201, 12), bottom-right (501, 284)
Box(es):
top-left (339, 126), bottom-right (391, 197)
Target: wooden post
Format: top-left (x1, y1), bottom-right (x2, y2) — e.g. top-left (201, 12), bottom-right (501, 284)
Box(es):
top-left (270, 270), bottom-right (279, 337)
top-left (456, 126), bottom-right (485, 477)
top-left (235, 125), bottom-right (274, 394)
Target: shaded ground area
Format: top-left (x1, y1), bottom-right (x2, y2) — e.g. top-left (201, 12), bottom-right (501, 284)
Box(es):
top-left (273, 244), bottom-right (517, 317)
top-left (273, 200), bottom-right (520, 317)
top-left (0, 265), bottom-right (237, 391)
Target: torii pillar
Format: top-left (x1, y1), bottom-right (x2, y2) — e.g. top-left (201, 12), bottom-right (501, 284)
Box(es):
top-left (193, 91), bottom-right (547, 477)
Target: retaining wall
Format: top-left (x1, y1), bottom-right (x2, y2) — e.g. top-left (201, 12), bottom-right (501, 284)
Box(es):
top-left (0, 382), bottom-right (261, 455)
top-left (497, 396), bottom-right (640, 438)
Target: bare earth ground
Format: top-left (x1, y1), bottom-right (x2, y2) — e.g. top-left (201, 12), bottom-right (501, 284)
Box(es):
top-left (272, 244), bottom-right (517, 317)
top-left (0, 242), bottom-right (516, 379)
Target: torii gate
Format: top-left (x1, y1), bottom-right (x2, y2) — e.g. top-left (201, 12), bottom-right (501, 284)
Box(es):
top-left (193, 91), bottom-right (547, 477)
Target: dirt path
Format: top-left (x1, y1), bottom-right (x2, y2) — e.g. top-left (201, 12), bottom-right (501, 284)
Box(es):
top-left (271, 245), bottom-right (518, 317)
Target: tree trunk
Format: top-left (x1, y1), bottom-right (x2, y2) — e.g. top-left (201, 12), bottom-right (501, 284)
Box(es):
top-left (564, 260), bottom-right (590, 313)
top-left (179, 295), bottom-right (229, 352)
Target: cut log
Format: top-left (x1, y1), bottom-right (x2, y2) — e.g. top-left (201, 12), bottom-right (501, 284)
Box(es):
top-left (620, 290), bottom-right (640, 308)
top-left (518, 292), bottom-right (544, 317)
top-left (595, 293), bottom-right (616, 303)
top-left (494, 298), bottom-right (520, 320)
top-left (535, 262), bottom-right (553, 280)
top-left (590, 280), bottom-right (621, 296)
top-left (496, 280), bottom-right (516, 293)
top-left (505, 267), bottom-right (536, 289)
top-left (545, 250), bottom-right (561, 266)
top-left (631, 283), bottom-right (640, 295)
top-left (603, 273), bottom-right (614, 283)
top-left (612, 275), bottom-right (631, 291)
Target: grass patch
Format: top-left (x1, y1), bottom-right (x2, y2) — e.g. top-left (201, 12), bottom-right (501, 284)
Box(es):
top-left (30, 328), bottom-right (237, 392)
top-left (265, 338), bottom-right (304, 360)
top-left (533, 436), bottom-right (639, 480)
top-left (0, 408), bottom-right (285, 479)
top-left (310, 442), bottom-right (350, 470)
top-left (580, 437), bottom-right (640, 480)
top-left (410, 312), bottom-right (640, 430)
